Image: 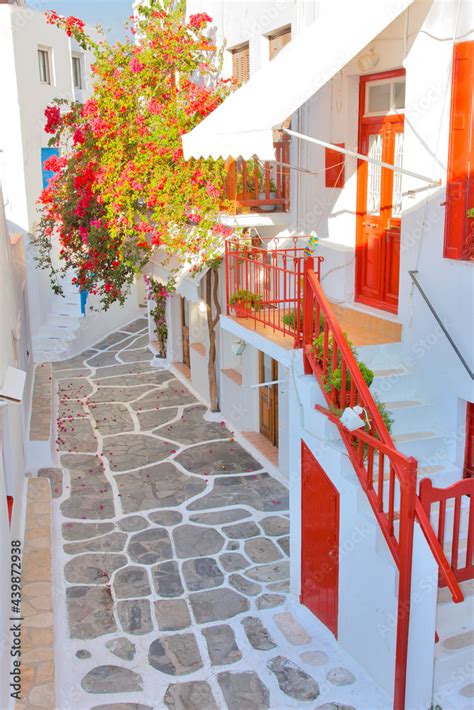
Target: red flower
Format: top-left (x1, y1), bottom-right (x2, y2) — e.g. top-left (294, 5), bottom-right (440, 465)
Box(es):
top-left (73, 127), bottom-right (85, 145)
top-left (189, 13), bottom-right (212, 29)
top-left (148, 98), bottom-right (163, 115)
top-left (45, 105), bottom-right (61, 134)
top-left (129, 56), bottom-right (145, 73)
top-left (205, 182), bottom-right (220, 198)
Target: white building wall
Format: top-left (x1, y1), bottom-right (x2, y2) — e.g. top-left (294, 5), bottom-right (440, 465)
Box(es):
top-left (0, 5), bottom-right (96, 334)
top-left (0, 177), bottom-right (34, 710)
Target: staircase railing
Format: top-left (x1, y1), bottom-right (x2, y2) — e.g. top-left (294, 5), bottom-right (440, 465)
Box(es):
top-left (420, 477), bottom-right (474, 585)
top-left (302, 265), bottom-right (464, 710)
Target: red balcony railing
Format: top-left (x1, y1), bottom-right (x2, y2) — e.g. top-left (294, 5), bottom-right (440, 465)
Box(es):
top-left (225, 237), bottom-right (323, 347)
top-left (302, 265), bottom-right (464, 710)
top-left (224, 139), bottom-right (290, 214)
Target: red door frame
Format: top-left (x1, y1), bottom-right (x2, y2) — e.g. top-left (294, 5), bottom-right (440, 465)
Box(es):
top-left (301, 440), bottom-right (339, 637)
top-left (464, 402), bottom-right (474, 478)
top-left (355, 69), bottom-right (405, 314)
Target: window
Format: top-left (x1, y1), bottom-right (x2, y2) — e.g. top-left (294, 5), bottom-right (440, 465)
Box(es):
top-left (231, 43), bottom-right (250, 84)
top-left (365, 77), bottom-right (405, 116)
top-left (444, 41), bottom-right (474, 261)
top-left (268, 26), bottom-right (291, 61)
top-left (38, 48), bottom-right (51, 84)
top-left (72, 55), bottom-right (83, 90)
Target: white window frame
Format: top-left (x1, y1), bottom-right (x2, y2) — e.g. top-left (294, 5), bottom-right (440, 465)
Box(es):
top-left (72, 54), bottom-right (84, 90)
top-left (38, 46), bottom-right (52, 85)
top-left (364, 77), bottom-right (405, 117)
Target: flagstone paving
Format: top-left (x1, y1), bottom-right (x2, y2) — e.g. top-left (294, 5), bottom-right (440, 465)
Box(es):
top-left (49, 319), bottom-right (390, 709)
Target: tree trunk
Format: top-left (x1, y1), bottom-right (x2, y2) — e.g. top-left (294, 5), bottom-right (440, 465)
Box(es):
top-left (205, 268), bottom-right (221, 412)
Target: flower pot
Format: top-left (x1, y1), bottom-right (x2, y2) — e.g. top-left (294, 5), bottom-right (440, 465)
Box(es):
top-left (232, 303), bottom-right (251, 319)
top-left (258, 191), bottom-right (277, 212)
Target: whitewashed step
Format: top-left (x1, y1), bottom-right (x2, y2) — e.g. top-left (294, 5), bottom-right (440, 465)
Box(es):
top-left (48, 313), bottom-right (82, 329)
top-left (36, 324), bottom-right (78, 341)
top-left (51, 298), bottom-right (81, 315)
top-left (434, 618), bottom-right (474, 686)
top-left (370, 368), bottom-right (418, 400)
top-left (393, 430), bottom-right (454, 464)
top-left (437, 580), bottom-right (474, 629)
top-left (355, 342), bottom-right (403, 370)
top-left (385, 400), bottom-right (435, 431)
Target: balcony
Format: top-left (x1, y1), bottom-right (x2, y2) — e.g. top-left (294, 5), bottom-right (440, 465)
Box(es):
top-left (224, 237), bottom-right (323, 348)
top-left (223, 139), bottom-right (290, 217)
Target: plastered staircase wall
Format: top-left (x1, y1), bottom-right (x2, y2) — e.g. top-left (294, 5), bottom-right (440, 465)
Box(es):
top-left (293, 334), bottom-right (472, 707)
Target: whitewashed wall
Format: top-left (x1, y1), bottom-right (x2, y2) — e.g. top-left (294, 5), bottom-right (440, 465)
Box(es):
top-left (287, 351), bottom-right (438, 708)
top-left (0, 179), bottom-right (34, 710)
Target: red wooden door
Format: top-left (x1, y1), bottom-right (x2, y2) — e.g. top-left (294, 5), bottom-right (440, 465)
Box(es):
top-left (301, 441), bottom-right (339, 637)
top-left (356, 72), bottom-right (405, 314)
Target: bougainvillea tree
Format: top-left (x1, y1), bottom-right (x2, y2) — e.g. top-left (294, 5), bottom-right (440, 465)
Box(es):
top-left (34, 0), bottom-right (236, 409)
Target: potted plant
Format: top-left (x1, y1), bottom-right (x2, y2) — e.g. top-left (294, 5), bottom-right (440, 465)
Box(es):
top-left (229, 288), bottom-right (262, 319)
top-left (258, 175), bottom-right (278, 212)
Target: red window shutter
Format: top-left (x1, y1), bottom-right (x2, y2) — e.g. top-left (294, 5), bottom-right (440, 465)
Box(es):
top-left (444, 41), bottom-right (474, 260)
top-left (325, 144), bottom-right (345, 188)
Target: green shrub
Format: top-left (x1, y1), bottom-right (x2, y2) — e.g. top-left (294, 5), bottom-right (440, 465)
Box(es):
top-left (311, 328), bottom-right (392, 433)
top-left (282, 308), bottom-right (325, 332)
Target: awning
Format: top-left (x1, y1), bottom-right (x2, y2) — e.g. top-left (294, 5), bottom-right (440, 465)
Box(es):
top-left (182, 0), bottom-right (413, 161)
top-left (148, 251), bottom-right (212, 304)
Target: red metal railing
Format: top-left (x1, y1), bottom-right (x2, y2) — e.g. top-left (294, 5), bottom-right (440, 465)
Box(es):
top-left (420, 477), bottom-right (474, 585)
top-left (225, 237), bottom-right (323, 347)
top-left (224, 139), bottom-right (290, 213)
top-left (302, 266), bottom-right (463, 710)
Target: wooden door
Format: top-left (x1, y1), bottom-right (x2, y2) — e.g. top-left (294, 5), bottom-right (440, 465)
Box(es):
top-left (180, 297), bottom-right (190, 369)
top-left (301, 441), bottom-right (339, 637)
top-left (356, 75), bottom-right (405, 314)
top-left (259, 352), bottom-right (279, 447)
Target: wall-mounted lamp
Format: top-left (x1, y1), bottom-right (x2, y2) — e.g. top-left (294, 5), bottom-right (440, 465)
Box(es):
top-left (357, 47), bottom-right (379, 73)
top-left (231, 339), bottom-right (246, 356)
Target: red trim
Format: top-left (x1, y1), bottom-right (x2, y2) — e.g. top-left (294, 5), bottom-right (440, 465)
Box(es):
top-left (7, 496), bottom-right (13, 525)
top-left (443, 41), bottom-right (474, 261)
top-left (464, 402), bottom-right (474, 478)
top-left (355, 68), bottom-right (405, 313)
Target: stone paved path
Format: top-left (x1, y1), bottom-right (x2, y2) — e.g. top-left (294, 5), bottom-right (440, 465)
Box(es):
top-left (47, 319), bottom-right (390, 709)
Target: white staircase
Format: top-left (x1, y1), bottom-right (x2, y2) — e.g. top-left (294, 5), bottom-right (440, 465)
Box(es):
top-left (32, 280), bottom-right (84, 362)
top-left (358, 342), bottom-right (473, 708)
